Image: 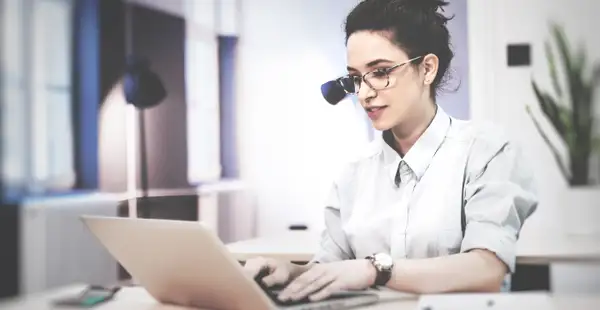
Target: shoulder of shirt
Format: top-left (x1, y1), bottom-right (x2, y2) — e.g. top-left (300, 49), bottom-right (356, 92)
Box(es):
top-left (447, 117), bottom-right (526, 177)
top-left (330, 138), bottom-right (383, 183)
top-left (447, 117), bottom-right (514, 151)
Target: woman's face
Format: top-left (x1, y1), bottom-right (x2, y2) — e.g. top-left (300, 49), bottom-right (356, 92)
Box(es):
top-left (346, 31), bottom-right (434, 131)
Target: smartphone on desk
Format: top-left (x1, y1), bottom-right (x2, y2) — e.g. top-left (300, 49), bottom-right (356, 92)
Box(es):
top-left (52, 285), bottom-right (121, 308)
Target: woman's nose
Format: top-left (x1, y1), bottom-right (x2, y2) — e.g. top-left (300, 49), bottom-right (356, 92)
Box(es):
top-left (357, 81), bottom-right (376, 102)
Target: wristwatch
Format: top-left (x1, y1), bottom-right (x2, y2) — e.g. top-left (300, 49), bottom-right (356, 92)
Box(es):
top-left (366, 253), bottom-right (394, 287)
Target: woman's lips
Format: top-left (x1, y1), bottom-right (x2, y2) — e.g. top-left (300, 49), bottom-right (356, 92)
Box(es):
top-left (366, 106), bottom-right (387, 120)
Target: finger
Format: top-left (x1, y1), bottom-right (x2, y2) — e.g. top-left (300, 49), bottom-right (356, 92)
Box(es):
top-left (242, 257), bottom-right (268, 278)
top-left (278, 268), bottom-right (324, 300)
top-left (309, 281), bottom-right (343, 302)
top-left (261, 267), bottom-right (288, 287)
top-left (290, 273), bottom-right (335, 301)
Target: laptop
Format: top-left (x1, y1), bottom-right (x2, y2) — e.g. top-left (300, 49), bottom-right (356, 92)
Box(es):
top-left (80, 216), bottom-right (380, 310)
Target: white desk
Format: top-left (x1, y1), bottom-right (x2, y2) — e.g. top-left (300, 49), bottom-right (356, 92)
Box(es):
top-left (1, 284), bottom-right (599, 310)
top-left (227, 232), bottom-right (320, 262)
top-left (226, 232), bottom-right (600, 265)
top-left (516, 233), bottom-right (600, 264)
top-left (0, 284), bottom-right (416, 310)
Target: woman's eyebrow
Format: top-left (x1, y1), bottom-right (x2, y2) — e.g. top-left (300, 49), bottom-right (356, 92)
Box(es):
top-left (347, 58), bottom-right (395, 72)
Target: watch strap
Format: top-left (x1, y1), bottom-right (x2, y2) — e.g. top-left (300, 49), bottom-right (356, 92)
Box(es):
top-left (374, 268), bottom-right (391, 286)
top-left (366, 255), bottom-right (392, 287)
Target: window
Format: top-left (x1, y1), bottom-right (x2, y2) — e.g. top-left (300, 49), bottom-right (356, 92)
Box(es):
top-left (2, 0), bottom-right (28, 193)
top-left (1, 0), bottom-right (75, 196)
top-left (184, 0), bottom-right (222, 183)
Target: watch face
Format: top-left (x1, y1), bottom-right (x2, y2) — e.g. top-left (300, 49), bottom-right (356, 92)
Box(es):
top-left (373, 253), bottom-right (393, 270)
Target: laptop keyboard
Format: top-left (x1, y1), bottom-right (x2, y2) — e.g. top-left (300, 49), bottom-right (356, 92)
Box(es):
top-left (263, 288), bottom-right (313, 306)
top-left (253, 269), bottom-right (310, 306)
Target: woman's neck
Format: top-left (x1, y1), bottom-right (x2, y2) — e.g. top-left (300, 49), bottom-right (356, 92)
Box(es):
top-left (390, 102), bottom-right (437, 156)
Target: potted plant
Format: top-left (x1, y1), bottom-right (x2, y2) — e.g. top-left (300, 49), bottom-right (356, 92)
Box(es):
top-left (526, 21), bottom-right (600, 235)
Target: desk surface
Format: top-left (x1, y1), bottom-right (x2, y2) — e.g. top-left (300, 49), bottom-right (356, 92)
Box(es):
top-left (1, 285), bottom-right (599, 310)
top-left (0, 285), bottom-right (416, 310)
top-left (226, 232), bottom-right (600, 265)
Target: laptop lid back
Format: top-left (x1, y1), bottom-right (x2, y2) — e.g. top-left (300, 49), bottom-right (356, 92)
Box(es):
top-left (81, 216), bottom-right (274, 310)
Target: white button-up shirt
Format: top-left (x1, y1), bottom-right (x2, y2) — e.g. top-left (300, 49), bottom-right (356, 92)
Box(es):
top-left (313, 105), bottom-right (538, 278)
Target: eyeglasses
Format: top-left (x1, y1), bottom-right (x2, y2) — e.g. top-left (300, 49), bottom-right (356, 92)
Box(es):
top-left (336, 56), bottom-right (423, 94)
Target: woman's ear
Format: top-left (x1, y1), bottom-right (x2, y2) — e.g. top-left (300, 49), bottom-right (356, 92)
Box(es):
top-left (422, 54), bottom-right (439, 85)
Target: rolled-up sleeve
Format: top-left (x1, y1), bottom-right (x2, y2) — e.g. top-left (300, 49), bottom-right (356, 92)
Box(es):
top-left (461, 139), bottom-right (539, 273)
top-left (311, 181), bottom-right (354, 263)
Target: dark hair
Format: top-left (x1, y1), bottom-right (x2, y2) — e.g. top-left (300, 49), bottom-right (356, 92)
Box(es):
top-left (344, 0), bottom-right (455, 99)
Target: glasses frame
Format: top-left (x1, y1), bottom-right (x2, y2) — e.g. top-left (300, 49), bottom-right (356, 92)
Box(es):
top-left (338, 55), bottom-right (423, 94)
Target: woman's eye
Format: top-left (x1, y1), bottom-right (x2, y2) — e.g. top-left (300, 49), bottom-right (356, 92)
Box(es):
top-left (371, 70), bottom-right (387, 78)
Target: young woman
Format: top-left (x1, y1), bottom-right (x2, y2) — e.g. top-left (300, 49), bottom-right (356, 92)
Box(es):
top-left (244, 0), bottom-right (538, 301)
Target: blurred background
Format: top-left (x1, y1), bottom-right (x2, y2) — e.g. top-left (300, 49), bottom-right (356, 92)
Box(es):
top-left (1, 0), bottom-right (599, 301)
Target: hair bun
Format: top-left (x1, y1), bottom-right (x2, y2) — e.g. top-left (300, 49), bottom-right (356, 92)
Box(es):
top-left (402, 0), bottom-right (451, 25)
top-left (404, 0), bottom-right (449, 14)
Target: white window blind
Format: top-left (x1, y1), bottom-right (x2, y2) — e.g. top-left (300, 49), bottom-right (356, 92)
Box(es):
top-left (1, 0), bottom-right (75, 194)
top-left (1, 0), bottom-right (28, 189)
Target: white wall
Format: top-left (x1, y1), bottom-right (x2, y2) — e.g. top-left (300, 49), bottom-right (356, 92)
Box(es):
top-left (468, 0), bottom-right (600, 293)
top-left (237, 0), bottom-right (370, 236)
top-left (437, 0), bottom-right (470, 120)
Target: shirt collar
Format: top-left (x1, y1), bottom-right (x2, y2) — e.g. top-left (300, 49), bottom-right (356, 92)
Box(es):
top-left (381, 104), bottom-right (451, 183)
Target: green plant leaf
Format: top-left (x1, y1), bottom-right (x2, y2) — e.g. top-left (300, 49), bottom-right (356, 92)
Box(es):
top-left (551, 22), bottom-right (573, 80)
top-left (550, 22), bottom-right (583, 132)
top-left (545, 39), bottom-right (563, 98)
top-left (526, 107), bottom-right (571, 183)
top-left (593, 64), bottom-right (600, 87)
top-left (573, 43), bottom-right (586, 76)
top-left (572, 45), bottom-right (589, 124)
top-left (532, 79), bottom-right (568, 143)
top-left (557, 105), bottom-right (576, 150)
top-left (572, 71), bottom-right (592, 141)
top-left (593, 135), bottom-right (600, 153)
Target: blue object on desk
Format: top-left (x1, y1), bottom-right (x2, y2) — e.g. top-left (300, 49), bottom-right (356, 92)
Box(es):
top-left (52, 285), bottom-right (121, 308)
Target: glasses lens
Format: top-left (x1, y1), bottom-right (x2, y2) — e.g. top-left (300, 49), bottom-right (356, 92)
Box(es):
top-left (365, 70), bottom-right (389, 90)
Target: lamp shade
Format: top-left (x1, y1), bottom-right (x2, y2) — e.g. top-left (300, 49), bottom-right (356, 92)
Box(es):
top-left (123, 55), bottom-right (167, 109)
top-left (320, 79), bottom-right (347, 105)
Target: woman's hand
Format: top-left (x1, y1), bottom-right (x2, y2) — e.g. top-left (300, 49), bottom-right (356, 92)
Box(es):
top-left (243, 256), bottom-right (306, 287)
top-left (277, 259), bottom-right (376, 302)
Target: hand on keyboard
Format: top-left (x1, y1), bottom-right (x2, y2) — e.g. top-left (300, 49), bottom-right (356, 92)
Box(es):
top-left (254, 267), bottom-right (312, 306)
top-left (243, 257), bottom-right (295, 288)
